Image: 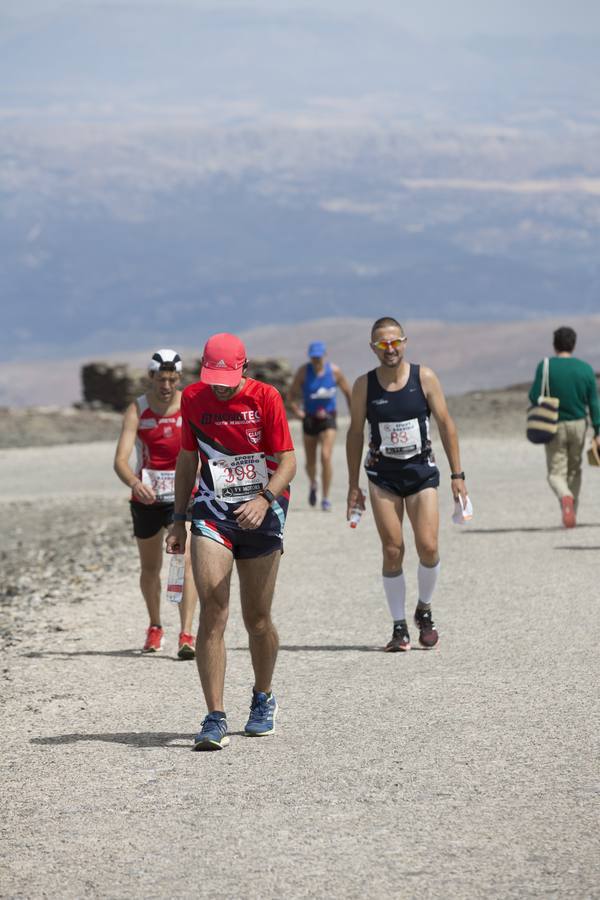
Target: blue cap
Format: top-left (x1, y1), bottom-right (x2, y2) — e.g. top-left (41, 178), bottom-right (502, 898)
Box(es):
top-left (308, 341), bottom-right (326, 358)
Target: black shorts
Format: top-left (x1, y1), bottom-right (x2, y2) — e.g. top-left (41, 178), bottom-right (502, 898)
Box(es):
top-left (191, 518), bottom-right (283, 560)
top-left (366, 462), bottom-right (440, 498)
top-left (303, 413), bottom-right (337, 436)
top-left (130, 500), bottom-right (174, 539)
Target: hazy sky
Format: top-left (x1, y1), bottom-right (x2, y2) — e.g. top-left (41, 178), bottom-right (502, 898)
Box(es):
top-left (4, 0), bottom-right (600, 36)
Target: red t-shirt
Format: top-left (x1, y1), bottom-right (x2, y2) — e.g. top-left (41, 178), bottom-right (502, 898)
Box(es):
top-left (181, 378), bottom-right (294, 528)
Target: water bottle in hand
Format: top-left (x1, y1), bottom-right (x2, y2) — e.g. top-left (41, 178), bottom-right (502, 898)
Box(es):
top-left (349, 489), bottom-right (366, 528)
top-left (166, 553), bottom-right (185, 604)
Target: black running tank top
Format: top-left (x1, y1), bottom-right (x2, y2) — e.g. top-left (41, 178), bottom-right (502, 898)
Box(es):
top-left (365, 365), bottom-right (433, 473)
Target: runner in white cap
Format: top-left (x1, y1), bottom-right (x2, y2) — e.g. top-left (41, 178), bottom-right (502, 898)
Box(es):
top-left (346, 318), bottom-right (468, 652)
top-left (289, 340), bottom-right (351, 511)
top-left (167, 333), bottom-right (296, 750)
top-left (114, 349), bottom-right (198, 657)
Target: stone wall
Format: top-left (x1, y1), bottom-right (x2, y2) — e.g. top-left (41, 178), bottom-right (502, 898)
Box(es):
top-left (80, 358), bottom-right (293, 412)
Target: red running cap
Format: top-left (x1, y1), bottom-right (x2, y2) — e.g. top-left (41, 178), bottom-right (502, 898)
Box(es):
top-left (200, 333), bottom-right (247, 387)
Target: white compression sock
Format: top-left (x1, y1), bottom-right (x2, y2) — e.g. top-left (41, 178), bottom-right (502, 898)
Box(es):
top-left (383, 571), bottom-right (406, 621)
top-left (417, 561), bottom-right (440, 606)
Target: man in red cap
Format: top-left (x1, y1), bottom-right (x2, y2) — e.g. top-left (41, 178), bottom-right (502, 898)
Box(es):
top-left (167, 332), bottom-right (296, 750)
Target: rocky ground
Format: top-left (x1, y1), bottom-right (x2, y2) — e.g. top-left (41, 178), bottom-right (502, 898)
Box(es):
top-left (0, 497), bottom-right (133, 651)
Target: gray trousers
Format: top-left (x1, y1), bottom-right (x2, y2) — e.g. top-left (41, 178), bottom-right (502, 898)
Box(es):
top-left (544, 419), bottom-right (587, 507)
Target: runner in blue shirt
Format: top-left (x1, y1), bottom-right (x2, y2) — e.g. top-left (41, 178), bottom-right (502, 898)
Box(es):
top-left (289, 341), bottom-right (352, 511)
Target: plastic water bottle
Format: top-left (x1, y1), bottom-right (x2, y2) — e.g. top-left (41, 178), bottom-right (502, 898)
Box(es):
top-left (349, 489), bottom-right (366, 528)
top-left (452, 495), bottom-right (473, 525)
top-left (166, 552), bottom-right (185, 604)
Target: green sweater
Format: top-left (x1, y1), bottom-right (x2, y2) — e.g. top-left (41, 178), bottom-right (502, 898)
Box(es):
top-left (529, 356), bottom-right (600, 435)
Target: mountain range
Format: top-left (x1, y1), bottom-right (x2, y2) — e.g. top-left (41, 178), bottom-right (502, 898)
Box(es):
top-left (1, 4), bottom-right (599, 364)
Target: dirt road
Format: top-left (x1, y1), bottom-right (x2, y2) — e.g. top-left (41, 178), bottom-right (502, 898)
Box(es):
top-left (1, 430), bottom-right (599, 898)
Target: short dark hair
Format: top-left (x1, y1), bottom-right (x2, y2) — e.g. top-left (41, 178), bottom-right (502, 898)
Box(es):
top-left (371, 317), bottom-right (405, 339)
top-left (553, 326), bottom-right (576, 353)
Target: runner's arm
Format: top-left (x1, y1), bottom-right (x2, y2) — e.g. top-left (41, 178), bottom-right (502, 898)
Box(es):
top-left (166, 448), bottom-right (199, 553)
top-left (234, 450), bottom-right (297, 530)
top-left (333, 365), bottom-right (353, 411)
top-left (113, 401), bottom-right (156, 504)
top-left (345, 375), bottom-right (368, 517)
top-left (421, 367), bottom-right (468, 505)
top-left (288, 365), bottom-right (307, 418)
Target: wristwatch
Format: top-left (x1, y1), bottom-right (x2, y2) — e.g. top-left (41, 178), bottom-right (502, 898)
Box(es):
top-left (450, 472), bottom-right (466, 480)
top-left (173, 512), bottom-right (187, 522)
top-left (260, 489), bottom-right (276, 505)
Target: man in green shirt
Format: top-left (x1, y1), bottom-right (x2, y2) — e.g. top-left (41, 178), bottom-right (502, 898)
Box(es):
top-left (529, 326), bottom-right (600, 527)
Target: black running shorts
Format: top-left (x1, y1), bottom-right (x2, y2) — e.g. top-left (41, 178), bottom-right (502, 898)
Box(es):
top-left (303, 413), bottom-right (337, 436)
top-left (366, 463), bottom-right (440, 499)
top-left (130, 500), bottom-right (174, 539)
top-left (191, 518), bottom-right (283, 559)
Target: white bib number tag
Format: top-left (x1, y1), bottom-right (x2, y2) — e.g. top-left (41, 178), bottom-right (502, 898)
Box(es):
top-left (142, 468), bottom-right (175, 502)
top-left (210, 453), bottom-right (268, 503)
top-left (380, 419), bottom-right (422, 460)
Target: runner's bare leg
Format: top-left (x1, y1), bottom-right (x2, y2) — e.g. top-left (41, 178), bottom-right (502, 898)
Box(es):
top-left (237, 550), bottom-right (281, 693)
top-left (368, 481), bottom-right (406, 574)
top-left (404, 488), bottom-right (440, 566)
top-left (191, 536), bottom-right (234, 712)
top-left (136, 531), bottom-right (164, 625)
top-left (303, 432), bottom-right (318, 488)
top-left (319, 427), bottom-right (336, 500)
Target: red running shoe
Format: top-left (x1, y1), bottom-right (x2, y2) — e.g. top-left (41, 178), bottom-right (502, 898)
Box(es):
top-left (414, 606), bottom-right (439, 648)
top-left (561, 495), bottom-right (576, 528)
top-left (142, 625), bottom-right (164, 653)
top-left (177, 632), bottom-right (196, 660)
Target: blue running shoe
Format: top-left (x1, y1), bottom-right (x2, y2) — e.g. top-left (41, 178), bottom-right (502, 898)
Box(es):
top-left (308, 483), bottom-right (317, 507)
top-left (321, 498), bottom-right (332, 512)
top-left (193, 712), bottom-right (229, 751)
top-left (245, 691), bottom-right (278, 736)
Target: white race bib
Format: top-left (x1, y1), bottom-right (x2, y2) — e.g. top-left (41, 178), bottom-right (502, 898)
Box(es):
top-left (380, 419), bottom-right (422, 460)
top-left (210, 453), bottom-right (269, 504)
top-left (142, 468), bottom-right (175, 502)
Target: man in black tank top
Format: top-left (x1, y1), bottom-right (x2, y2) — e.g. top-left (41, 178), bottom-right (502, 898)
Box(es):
top-left (346, 317), bottom-right (468, 652)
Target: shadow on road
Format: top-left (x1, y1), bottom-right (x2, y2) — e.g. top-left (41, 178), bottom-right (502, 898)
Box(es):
top-left (554, 545), bottom-right (600, 551)
top-left (31, 732), bottom-right (191, 748)
top-left (229, 643), bottom-right (433, 653)
top-left (229, 643), bottom-right (381, 653)
top-left (22, 650), bottom-right (179, 661)
top-left (462, 523), bottom-right (598, 535)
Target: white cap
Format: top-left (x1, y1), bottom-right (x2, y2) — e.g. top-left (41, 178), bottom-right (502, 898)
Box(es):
top-left (148, 349), bottom-right (182, 373)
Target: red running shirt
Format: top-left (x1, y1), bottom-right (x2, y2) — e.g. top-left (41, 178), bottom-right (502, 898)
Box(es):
top-left (135, 395), bottom-right (182, 473)
top-left (181, 378), bottom-right (294, 528)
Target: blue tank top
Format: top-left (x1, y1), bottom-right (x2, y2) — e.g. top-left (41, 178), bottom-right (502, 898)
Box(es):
top-left (365, 365), bottom-right (434, 473)
top-left (303, 362), bottom-right (337, 416)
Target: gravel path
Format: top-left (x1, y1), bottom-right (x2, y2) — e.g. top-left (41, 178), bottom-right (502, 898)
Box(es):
top-left (1, 429), bottom-right (599, 898)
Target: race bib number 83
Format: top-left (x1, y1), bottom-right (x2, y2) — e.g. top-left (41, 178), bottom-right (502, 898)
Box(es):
top-left (210, 453), bottom-right (269, 503)
top-left (380, 419), bottom-right (422, 460)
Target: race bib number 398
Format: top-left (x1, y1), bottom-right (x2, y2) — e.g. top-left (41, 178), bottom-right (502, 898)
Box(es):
top-left (210, 453), bottom-right (269, 503)
top-left (380, 419), bottom-right (422, 460)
